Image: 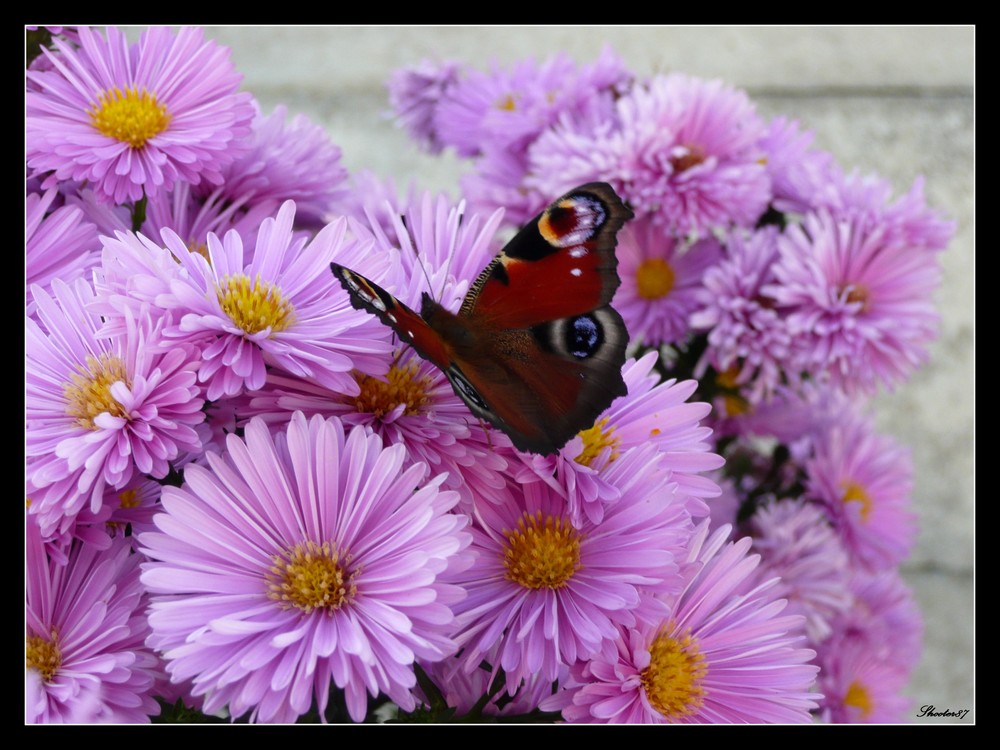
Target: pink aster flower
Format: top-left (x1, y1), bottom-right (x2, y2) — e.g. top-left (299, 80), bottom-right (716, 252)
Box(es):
top-left (151, 200), bottom-right (395, 400)
top-left (528, 73), bottom-right (771, 238)
top-left (805, 412), bottom-right (916, 571)
top-left (747, 499), bottom-right (854, 642)
top-left (765, 208), bottom-right (941, 394)
top-left (26, 518), bottom-right (161, 723)
top-left (387, 58), bottom-right (465, 154)
top-left (79, 181), bottom-right (278, 265)
top-left (243, 352), bottom-right (515, 511)
top-left (203, 103), bottom-right (350, 225)
top-left (545, 523), bottom-right (819, 723)
top-left (513, 353), bottom-right (723, 526)
top-left (451, 446), bottom-right (694, 695)
top-left (140, 413), bottom-right (471, 723)
top-left (757, 116), bottom-right (835, 216)
top-left (815, 635), bottom-right (911, 723)
top-left (26, 278), bottom-right (204, 541)
top-left (691, 226), bottom-right (794, 403)
top-left (27, 26), bottom-right (255, 205)
top-left (615, 213), bottom-right (723, 346)
top-left (811, 570), bottom-right (923, 722)
top-left (434, 48), bottom-right (628, 160)
top-left (26, 187), bottom-right (100, 319)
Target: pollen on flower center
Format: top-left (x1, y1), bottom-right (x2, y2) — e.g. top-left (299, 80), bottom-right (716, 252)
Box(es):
top-left (670, 143), bottom-right (707, 173)
top-left (845, 679), bottom-right (874, 718)
top-left (267, 540), bottom-right (357, 615)
top-left (217, 274), bottom-right (296, 336)
top-left (844, 284), bottom-right (871, 311)
top-left (26, 632), bottom-right (61, 682)
top-left (89, 86), bottom-right (171, 149)
top-left (497, 93), bottom-right (517, 111)
top-left (575, 417), bottom-right (621, 468)
top-left (118, 488), bottom-right (140, 509)
top-left (354, 361), bottom-right (433, 417)
top-left (640, 627), bottom-right (708, 720)
top-left (503, 511), bottom-right (582, 590)
top-left (636, 258), bottom-right (676, 300)
top-left (841, 480), bottom-right (874, 521)
top-left (63, 353), bottom-right (131, 429)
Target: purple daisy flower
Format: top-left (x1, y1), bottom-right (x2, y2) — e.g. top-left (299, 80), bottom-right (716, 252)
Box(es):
top-left (151, 200), bottom-right (395, 400)
top-left (545, 523), bottom-right (819, 723)
top-left (416, 653), bottom-right (560, 719)
top-left (26, 517), bottom-right (161, 723)
top-left (528, 73), bottom-right (771, 238)
top-left (615, 214), bottom-right (724, 346)
top-left (434, 48), bottom-right (628, 160)
top-left (27, 26), bottom-right (255, 205)
top-left (747, 499), bottom-right (854, 642)
top-left (451, 446), bottom-right (694, 695)
top-left (387, 58), bottom-right (465, 154)
top-left (757, 116), bottom-right (835, 216)
top-left (513, 353), bottom-right (723, 526)
top-left (140, 413), bottom-right (471, 723)
top-left (815, 635), bottom-right (911, 723)
top-left (203, 103), bottom-right (350, 225)
top-left (26, 187), bottom-right (100, 319)
top-left (691, 226), bottom-right (794, 403)
top-left (79, 180), bottom-right (278, 265)
top-left (244, 352), bottom-right (515, 511)
top-left (805, 412), bottom-right (916, 571)
top-left (26, 278), bottom-right (204, 541)
top-left (765, 209), bottom-right (942, 394)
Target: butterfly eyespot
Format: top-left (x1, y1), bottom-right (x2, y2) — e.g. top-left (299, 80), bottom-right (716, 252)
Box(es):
top-left (567, 314), bottom-right (602, 359)
top-left (448, 367), bottom-right (490, 412)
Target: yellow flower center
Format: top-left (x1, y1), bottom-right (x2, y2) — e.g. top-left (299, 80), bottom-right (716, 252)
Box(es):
top-left (26, 632), bottom-right (61, 683)
top-left (640, 627), bottom-right (708, 721)
top-left (63, 353), bottom-right (131, 429)
top-left (715, 367), bottom-right (750, 417)
top-left (117, 488), bottom-right (141, 509)
top-left (267, 540), bottom-right (357, 615)
top-left (89, 86), bottom-right (171, 149)
top-left (503, 511), bottom-right (582, 590)
top-left (217, 274), bottom-right (296, 336)
top-left (497, 93), bottom-right (517, 111)
top-left (636, 258), bottom-right (676, 300)
top-left (575, 417), bottom-right (621, 468)
top-left (353, 361), bottom-right (433, 417)
top-left (840, 480), bottom-right (873, 522)
top-left (845, 679), bottom-right (874, 718)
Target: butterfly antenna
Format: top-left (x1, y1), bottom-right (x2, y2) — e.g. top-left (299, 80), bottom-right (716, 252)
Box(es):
top-left (399, 213), bottom-right (438, 303)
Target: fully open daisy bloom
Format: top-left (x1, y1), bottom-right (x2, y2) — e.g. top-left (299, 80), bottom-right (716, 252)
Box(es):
top-left (544, 524), bottom-right (819, 723)
top-left (26, 518), bottom-right (161, 723)
top-left (27, 26), bottom-right (255, 205)
top-left (805, 412), bottom-right (915, 571)
top-left (26, 278), bottom-right (205, 540)
top-left (452, 445), bottom-right (694, 694)
top-left (153, 200), bottom-right (395, 400)
top-left (140, 413), bottom-right (471, 723)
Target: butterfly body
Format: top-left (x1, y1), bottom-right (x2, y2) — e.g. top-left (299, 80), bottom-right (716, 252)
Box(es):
top-left (332, 182), bottom-right (633, 455)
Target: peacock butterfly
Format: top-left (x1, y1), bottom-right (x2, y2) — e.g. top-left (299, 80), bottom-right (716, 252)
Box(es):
top-left (330, 182), bottom-right (633, 455)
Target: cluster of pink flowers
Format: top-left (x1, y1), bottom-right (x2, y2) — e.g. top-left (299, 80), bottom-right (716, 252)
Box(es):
top-left (25, 27), bottom-right (951, 724)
